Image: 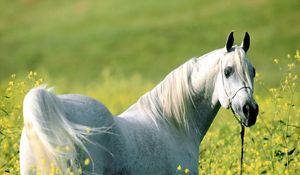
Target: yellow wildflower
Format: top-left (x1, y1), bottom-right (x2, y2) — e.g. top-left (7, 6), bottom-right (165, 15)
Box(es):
top-left (184, 168), bottom-right (190, 174)
top-left (284, 79), bottom-right (288, 85)
top-left (255, 95), bottom-right (260, 100)
top-left (86, 127), bottom-right (91, 134)
top-left (84, 158), bottom-right (90, 166)
top-left (295, 50), bottom-right (300, 61)
top-left (28, 71), bottom-right (33, 77)
top-left (65, 145), bottom-right (70, 152)
top-left (287, 63), bottom-right (295, 69)
top-left (78, 168), bottom-right (82, 174)
top-left (8, 81), bottom-right (14, 86)
top-left (268, 88), bottom-right (276, 93)
top-left (40, 159), bottom-right (46, 165)
top-left (177, 165), bottom-right (182, 171)
top-left (56, 146), bottom-right (61, 152)
top-left (11, 74), bottom-right (16, 78)
top-left (256, 72), bottom-right (260, 77)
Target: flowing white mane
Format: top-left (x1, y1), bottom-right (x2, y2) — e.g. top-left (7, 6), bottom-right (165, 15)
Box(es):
top-left (137, 47), bottom-right (252, 133)
top-left (137, 58), bottom-right (198, 132)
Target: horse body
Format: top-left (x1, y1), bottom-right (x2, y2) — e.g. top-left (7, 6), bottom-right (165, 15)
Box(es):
top-left (20, 32), bottom-right (258, 175)
top-left (21, 94), bottom-right (205, 175)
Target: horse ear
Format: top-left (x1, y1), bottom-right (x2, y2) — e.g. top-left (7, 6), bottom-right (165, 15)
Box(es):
top-left (241, 32), bottom-right (250, 52)
top-left (225, 32), bottom-right (234, 52)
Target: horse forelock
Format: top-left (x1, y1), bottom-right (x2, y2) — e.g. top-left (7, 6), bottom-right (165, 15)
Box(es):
top-left (234, 48), bottom-right (253, 89)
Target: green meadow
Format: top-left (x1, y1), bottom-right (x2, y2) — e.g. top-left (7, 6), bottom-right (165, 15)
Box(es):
top-left (0, 0), bottom-right (299, 174)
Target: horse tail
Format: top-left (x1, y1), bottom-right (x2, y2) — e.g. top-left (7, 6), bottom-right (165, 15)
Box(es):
top-left (23, 86), bottom-right (92, 174)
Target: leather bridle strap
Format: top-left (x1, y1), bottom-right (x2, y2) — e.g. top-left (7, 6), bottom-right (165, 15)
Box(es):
top-left (220, 60), bottom-right (253, 119)
top-left (220, 59), bottom-right (250, 175)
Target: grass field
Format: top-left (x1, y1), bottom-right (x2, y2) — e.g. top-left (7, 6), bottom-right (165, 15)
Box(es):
top-left (0, 0), bottom-right (299, 174)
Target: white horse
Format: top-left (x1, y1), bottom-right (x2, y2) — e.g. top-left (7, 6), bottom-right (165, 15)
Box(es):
top-left (20, 32), bottom-right (259, 175)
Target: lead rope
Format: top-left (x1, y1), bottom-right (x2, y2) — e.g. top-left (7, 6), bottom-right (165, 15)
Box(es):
top-left (230, 107), bottom-right (245, 175)
top-left (240, 124), bottom-right (245, 175)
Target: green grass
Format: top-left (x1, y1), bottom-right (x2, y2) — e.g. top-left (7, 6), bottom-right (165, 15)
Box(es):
top-left (1, 0), bottom-right (299, 88)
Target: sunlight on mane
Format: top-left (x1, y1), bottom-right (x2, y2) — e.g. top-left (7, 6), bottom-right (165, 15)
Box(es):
top-left (138, 59), bottom-right (198, 132)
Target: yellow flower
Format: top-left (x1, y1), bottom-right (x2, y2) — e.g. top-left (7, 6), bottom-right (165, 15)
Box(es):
top-left (177, 165), bottom-right (182, 171)
top-left (184, 168), bottom-right (190, 174)
top-left (86, 127), bottom-right (91, 134)
top-left (56, 146), bottom-right (61, 152)
top-left (285, 79), bottom-right (288, 85)
top-left (28, 71), bottom-right (33, 78)
top-left (84, 158), bottom-right (90, 166)
top-left (256, 72), bottom-right (260, 77)
top-left (255, 95), bottom-right (260, 100)
top-left (287, 63), bottom-right (295, 69)
top-left (34, 81), bottom-right (40, 87)
top-left (8, 81), bottom-right (14, 86)
top-left (295, 50), bottom-right (300, 61)
top-left (11, 74), bottom-right (16, 78)
top-left (65, 145), bottom-right (70, 152)
top-left (40, 159), bottom-right (46, 165)
top-left (273, 59), bottom-right (279, 64)
top-left (78, 168), bottom-right (82, 174)
top-left (226, 170), bottom-right (232, 175)
top-left (268, 88), bottom-right (276, 93)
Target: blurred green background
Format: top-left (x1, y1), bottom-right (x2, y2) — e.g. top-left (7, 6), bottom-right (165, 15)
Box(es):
top-left (0, 0), bottom-right (299, 113)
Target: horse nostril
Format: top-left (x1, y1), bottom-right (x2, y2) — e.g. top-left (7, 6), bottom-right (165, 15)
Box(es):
top-left (242, 103), bottom-right (259, 127)
top-left (243, 104), bottom-right (250, 117)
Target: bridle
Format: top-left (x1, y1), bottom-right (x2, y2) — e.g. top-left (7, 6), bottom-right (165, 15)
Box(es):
top-left (220, 59), bottom-right (253, 124)
top-left (220, 59), bottom-right (253, 175)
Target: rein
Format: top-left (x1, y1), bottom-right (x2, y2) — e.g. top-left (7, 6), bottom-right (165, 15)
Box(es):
top-left (230, 108), bottom-right (245, 175)
top-left (220, 60), bottom-right (249, 175)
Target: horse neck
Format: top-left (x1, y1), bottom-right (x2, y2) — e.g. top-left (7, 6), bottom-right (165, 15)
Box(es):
top-left (137, 49), bottom-right (223, 145)
top-left (191, 50), bottom-right (224, 138)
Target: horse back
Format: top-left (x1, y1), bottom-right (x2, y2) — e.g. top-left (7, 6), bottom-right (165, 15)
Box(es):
top-left (58, 94), bottom-right (114, 127)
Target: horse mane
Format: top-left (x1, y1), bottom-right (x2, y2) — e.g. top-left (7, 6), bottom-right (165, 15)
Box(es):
top-left (137, 58), bottom-right (198, 132)
top-left (137, 47), bottom-right (252, 133)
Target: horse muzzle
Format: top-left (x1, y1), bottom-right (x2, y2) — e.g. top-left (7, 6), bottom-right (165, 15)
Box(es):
top-left (241, 103), bottom-right (259, 127)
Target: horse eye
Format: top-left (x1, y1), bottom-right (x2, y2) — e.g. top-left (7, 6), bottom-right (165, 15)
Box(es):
top-left (252, 68), bottom-right (256, 77)
top-left (224, 67), bottom-right (233, 78)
